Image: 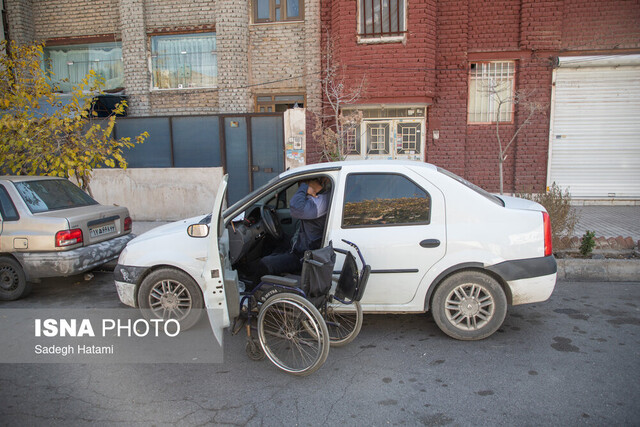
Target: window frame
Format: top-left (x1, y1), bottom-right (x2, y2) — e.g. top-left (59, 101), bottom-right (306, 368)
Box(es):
top-left (255, 93), bottom-right (305, 112)
top-left (467, 61), bottom-right (516, 124)
top-left (341, 172), bottom-right (432, 229)
top-left (252, 0), bottom-right (304, 24)
top-left (43, 41), bottom-right (124, 93)
top-left (357, 0), bottom-right (407, 42)
top-left (150, 32), bottom-right (218, 91)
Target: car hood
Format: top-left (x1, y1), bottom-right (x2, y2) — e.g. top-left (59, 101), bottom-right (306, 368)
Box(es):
top-left (129, 215), bottom-right (209, 246)
top-left (497, 195), bottom-right (546, 212)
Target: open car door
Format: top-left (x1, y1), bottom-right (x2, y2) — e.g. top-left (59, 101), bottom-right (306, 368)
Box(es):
top-left (200, 175), bottom-right (240, 346)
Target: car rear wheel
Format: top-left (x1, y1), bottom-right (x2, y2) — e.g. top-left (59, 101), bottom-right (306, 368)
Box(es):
top-left (137, 268), bottom-right (204, 331)
top-left (431, 271), bottom-right (507, 341)
top-left (0, 256), bottom-right (31, 301)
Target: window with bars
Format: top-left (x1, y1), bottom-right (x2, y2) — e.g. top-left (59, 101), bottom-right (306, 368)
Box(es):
top-left (367, 123), bottom-right (389, 155)
top-left (468, 61), bottom-right (515, 123)
top-left (359, 0), bottom-right (406, 39)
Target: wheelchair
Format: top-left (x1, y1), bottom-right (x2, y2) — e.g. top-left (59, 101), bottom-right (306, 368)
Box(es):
top-left (232, 239), bottom-right (370, 376)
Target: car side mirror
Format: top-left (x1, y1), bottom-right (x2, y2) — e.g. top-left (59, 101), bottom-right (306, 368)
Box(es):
top-left (187, 224), bottom-right (210, 238)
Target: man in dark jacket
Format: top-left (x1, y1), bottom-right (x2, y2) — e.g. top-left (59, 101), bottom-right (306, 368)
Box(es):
top-left (251, 178), bottom-right (329, 282)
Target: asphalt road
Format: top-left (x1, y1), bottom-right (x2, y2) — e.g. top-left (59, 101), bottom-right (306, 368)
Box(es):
top-left (1, 272), bottom-right (639, 426)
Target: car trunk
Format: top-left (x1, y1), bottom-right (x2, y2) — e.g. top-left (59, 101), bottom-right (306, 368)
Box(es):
top-left (38, 205), bottom-right (131, 247)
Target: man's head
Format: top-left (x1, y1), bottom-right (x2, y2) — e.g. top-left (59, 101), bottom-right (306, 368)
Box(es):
top-left (306, 177), bottom-right (328, 197)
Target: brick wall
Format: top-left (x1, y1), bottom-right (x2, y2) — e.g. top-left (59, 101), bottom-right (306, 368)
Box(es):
top-left (249, 23), bottom-right (306, 93)
top-left (8, 0), bottom-right (321, 117)
top-left (320, 0), bottom-right (640, 193)
top-left (5, 0), bottom-right (35, 44)
top-left (32, 0), bottom-right (120, 40)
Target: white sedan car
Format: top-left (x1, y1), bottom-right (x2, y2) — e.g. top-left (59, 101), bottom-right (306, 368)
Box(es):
top-left (114, 161), bottom-right (556, 341)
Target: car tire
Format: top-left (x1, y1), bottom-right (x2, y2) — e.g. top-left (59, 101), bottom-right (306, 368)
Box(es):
top-left (137, 268), bottom-right (204, 331)
top-left (431, 271), bottom-right (507, 341)
top-left (0, 256), bottom-right (31, 301)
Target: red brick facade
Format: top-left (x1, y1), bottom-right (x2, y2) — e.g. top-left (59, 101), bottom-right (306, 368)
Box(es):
top-left (317, 0), bottom-right (640, 193)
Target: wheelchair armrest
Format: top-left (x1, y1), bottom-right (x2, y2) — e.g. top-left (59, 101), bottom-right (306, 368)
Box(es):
top-left (260, 275), bottom-right (300, 288)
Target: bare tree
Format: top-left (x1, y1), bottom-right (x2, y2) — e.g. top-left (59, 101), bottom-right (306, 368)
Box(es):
top-left (487, 81), bottom-right (547, 194)
top-left (313, 35), bottom-right (366, 161)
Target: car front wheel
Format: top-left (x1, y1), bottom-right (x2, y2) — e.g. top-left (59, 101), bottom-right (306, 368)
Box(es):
top-left (137, 268), bottom-right (204, 331)
top-left (431, 271), bottom-right (507, 341)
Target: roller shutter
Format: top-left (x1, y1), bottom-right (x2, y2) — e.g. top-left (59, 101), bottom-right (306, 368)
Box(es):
top-left (548, 55), bottom-right (640, 200)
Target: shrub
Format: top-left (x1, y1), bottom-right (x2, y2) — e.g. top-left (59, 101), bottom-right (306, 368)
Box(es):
top-left (518, 183), bottom-right (579, 251)
top-left (580, 230), bottom-right (596, 257)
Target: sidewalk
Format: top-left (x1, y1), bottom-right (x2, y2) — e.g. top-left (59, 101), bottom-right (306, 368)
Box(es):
top-left (573, 206), bottom-right (640, 242)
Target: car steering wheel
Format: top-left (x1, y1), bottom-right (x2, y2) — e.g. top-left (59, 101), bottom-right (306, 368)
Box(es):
top-left (260, 205), bottom-right (283, 240)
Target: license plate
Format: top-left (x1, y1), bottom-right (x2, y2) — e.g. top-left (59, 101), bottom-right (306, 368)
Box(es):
top-left (90, 223), bottom-right (116, 238)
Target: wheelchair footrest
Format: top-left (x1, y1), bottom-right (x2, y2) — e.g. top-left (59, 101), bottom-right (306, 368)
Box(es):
top-left (261, 275), bottom-right (300, 288)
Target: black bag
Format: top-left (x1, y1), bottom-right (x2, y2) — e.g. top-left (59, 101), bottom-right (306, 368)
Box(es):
top-left (300, 242), bottom-right (336, 300)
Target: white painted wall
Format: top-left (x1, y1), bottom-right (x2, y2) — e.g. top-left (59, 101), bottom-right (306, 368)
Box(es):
top-left (89, 168), bottom-right (224, 221)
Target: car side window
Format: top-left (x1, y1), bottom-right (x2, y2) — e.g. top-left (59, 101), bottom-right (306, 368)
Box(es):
top-left (342, 173), bottom-right (430, 228)
top-left (0, 185), bottom-right (20, 221)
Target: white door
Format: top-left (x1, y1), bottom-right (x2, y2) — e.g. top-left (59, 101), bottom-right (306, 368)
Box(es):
top-left (202, 175), bottom-right (234, 345)
top-left (326, 168), bottom-right (446, 307)
top-left (548, 55), bottom-right (640, 199)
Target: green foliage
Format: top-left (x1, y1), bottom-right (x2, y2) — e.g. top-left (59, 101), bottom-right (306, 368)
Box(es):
top-left (518, 182), bottom-right (579, 251)
top-left (579, 230), bottom-right (596, 257)
top-left (0, 41), bottom-right (147, 194)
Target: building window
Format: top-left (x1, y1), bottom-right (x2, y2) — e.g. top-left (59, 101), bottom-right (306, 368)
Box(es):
top-left (253, 0), bottom-right (303, 23)
top-left (43, 43), bottom-right (123, 93)
top-left (359, 0), bottom-right (406, 39)
top-left (342, 173), bottom-right (431, 227)
top-left (255, 94), bottom-right (304, 112)
top-left (468, 61), bottom-right (515, 123)
top-left (151, 33), bottom-right (217, 90)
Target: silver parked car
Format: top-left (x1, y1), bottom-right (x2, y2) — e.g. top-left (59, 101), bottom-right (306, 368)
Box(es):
top-left (0, 176), bottom-right (135, 300)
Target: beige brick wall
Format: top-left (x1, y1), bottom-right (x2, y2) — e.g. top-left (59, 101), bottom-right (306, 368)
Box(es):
top-left (249, 23), bottom-right (306, 93)
top-left (149, 89), bottom-right (220, 116)
top-left (6, 0), bottom-right (322, 117)
top-left (33, 0), bottom-right (120, 40)
top-left (145, 0), bottom-right (215, 31)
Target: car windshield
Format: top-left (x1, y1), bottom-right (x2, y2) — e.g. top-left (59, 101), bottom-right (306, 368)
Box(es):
top-left (14, 179), bottom-right (98, 213)
top-left (436, 167), bottom-right (504, 206)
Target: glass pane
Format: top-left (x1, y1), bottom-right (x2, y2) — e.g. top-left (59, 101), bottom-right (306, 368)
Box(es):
top-left (366, 123), bottom-right (389, 155)
top-left (151, 33), bottom-right (217, 89)
top-left (257, 0), bottom-right (270, 20)
top-left (342, 174), bottom-right (430, 227)
top-left (44, 43), bottom-right (123, 93)
top-left (0, 186), bottom-right (19, 221)
top-left (397, 123), bottom-right (420, 154)
top-left (275, 8), bottom-right (281, 20)
top-left (287, 0), bottom-right (299, 17)
top-left (15, 180), bottom-right (98, 214)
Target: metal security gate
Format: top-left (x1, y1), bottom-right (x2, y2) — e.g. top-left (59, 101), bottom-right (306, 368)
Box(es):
top-left (114, 113), bottom-right (285, 204)
top-left (548, 55), bottom-right (640, 200)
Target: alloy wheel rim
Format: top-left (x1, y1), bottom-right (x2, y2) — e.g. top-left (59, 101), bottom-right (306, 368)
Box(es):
top-left (444, 283), bottom-right (495, 331)
top-left (148, 280), bottom-right (193, 321)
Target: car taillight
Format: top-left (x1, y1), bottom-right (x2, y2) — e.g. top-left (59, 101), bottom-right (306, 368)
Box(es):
top-left (543, 212), bottom-right (552, 257)
top-left (56, 229), bottom-right (83, 247)
top-left (124, 216), bottom-right (132, 232)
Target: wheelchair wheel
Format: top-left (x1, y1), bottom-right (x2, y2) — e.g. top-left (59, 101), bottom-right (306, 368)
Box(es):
top-left (257, 293), bottom-right (329, 376)
top-left (325, 301), bottom-right (363, 347)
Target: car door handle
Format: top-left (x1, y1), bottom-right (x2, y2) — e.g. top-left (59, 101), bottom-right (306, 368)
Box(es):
top-left (420, 239), bottom-right (440, 248)
top-left (281, 218), bottom-right (292, 224)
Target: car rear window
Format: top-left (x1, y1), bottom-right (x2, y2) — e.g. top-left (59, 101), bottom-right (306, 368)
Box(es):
top-left (437, 167), bottom-right (504, 207)
top-left (14, 179), bottom-right (98, 213)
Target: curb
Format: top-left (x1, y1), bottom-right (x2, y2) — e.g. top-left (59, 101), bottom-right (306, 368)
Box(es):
top-left (557, 258), bottom-right (640, 282)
